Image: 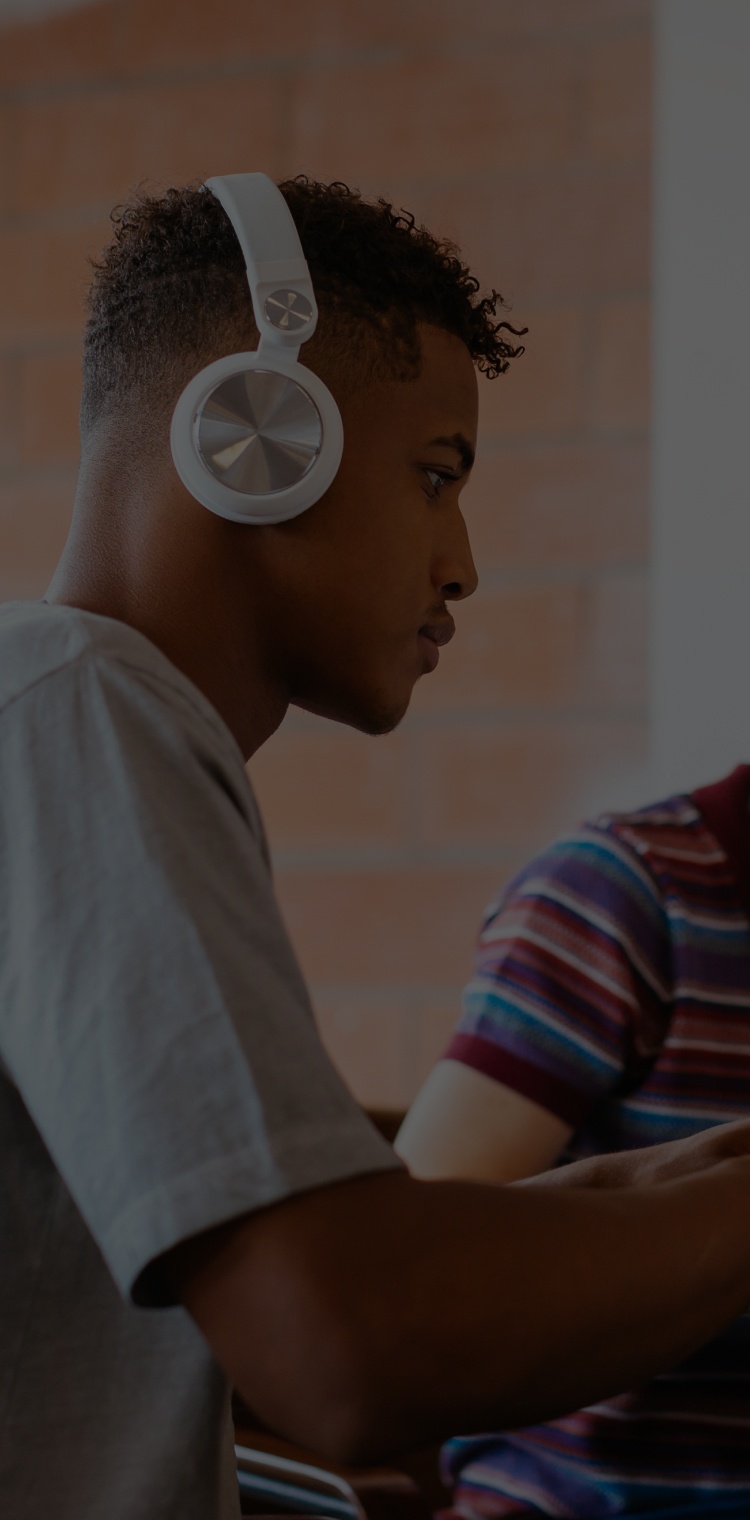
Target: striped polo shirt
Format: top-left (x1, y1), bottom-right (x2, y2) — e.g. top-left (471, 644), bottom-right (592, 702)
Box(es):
top-left (442, 766), bottom-right (750, 1518)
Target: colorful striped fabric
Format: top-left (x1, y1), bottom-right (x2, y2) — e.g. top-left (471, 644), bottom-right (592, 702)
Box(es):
top-left (441, 766), bottom-right (750, 1518)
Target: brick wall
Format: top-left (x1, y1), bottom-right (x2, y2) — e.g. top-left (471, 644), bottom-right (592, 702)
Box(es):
top-left (0, 0), bottom-right (651, 1108)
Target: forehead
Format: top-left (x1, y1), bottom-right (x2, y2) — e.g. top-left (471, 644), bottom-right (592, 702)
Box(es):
top-left (409, 323), bottom-right (478, 441)
top-left (333, 321), bottom-right (478, 458)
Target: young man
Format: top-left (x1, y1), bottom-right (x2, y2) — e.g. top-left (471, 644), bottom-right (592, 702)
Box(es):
top-left (4, 177), bottom-right (750, 1520)
top-left (398, 766), bottom-right (750, 1518)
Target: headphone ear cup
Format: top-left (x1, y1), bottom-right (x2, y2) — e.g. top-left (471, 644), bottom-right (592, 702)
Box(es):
top-left (171, 352), bottom-right (343, 525)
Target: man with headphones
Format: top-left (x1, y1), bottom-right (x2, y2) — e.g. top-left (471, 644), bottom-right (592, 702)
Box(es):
top-left (3, 173), bottom-right (750, 1519)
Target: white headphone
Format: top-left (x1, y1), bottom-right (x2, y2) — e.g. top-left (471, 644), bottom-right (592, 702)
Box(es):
top-left (170, 173), bottom-right (344, 525)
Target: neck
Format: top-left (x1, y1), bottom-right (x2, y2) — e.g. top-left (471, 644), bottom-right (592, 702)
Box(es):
top-left (47, 447), bottom-right (289, 759)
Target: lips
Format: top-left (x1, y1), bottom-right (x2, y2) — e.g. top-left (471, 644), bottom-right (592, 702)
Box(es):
top-left (418, 617), bottom-right (456, 649)
top-left (417, 616), bottom-right (455, 674)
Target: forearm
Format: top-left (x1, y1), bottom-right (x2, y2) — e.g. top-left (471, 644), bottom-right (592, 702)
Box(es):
top-left (332, 1165), bottom-right (750, 1457)
top-left (177, 1158), bottom-right (750, 1463)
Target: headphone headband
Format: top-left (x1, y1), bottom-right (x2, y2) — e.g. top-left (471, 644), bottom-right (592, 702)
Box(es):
top-left (206, 174), bottom-right (318, 358)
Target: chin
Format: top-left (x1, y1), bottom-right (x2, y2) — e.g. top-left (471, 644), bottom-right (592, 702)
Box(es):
top-left (350, 706), bottom-right (406, 737)
top-left (294, 682), bottom-right (412, 736)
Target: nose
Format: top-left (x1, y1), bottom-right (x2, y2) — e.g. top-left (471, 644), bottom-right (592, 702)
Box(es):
top-left (437, 504), bottom-right (479, 602)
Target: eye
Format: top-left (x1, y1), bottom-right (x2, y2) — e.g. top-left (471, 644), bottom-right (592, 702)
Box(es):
top-left (423, 468), bottom-right (454, 500)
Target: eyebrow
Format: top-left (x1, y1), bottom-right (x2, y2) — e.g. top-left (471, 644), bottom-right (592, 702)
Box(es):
top-left (428, 433), bottom-right (476, 475)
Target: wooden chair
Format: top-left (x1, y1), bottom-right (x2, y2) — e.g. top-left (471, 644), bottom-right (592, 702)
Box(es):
top-left (233, 1111), bottom-right (452, 1520)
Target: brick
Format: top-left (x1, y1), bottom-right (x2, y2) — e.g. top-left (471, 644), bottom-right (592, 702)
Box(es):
top-left (119, 0), bottom-right (414, 72)
top-left (15, 76), bottom-right (282, 216)
top-left (0, 105), bottom-right (12, 217)
top-left (0, 220), bottom-right (110, 345)
top-left (583, 569), bottom-right (648, 710)
top-left (248, 726), bottom-right (407, 851)
top-left (401, 0), bottom-right (650, 45)
top-left (0, 474), bottom-right (75, 599)
top-left (274, 865), bottom-right (504, 987)
top-left (284, 46), bottom-right (578, 186)
top-left (410, 582), bottom-right (586, 715)
top-left (119, 0), bottom-right (649, 72)
top-left (120, 0), bottom-right (255, 71)
top-left (477, 307), bottom-right (585, 440)
top-left (314, 993), bottom-right (415, 1110)
top-left (415, 166), bottom-right (649, 303)
top-left (415, 718), bottom-right (647, 849)
top-left (588, 298), bottom-right (650, 432)
top-left (0, 1), bottom-right (119, 89)
top-left (0, 356), bottom-right (20, 474)
top-left (581, 33), bottom-right (652, 165)
top-left (18, 349), bottom-right (82, 469)
top-left (462, 441), bottom-right (649, 570)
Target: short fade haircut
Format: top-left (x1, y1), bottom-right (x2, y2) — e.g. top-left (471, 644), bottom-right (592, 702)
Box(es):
top-left (81, 176), bottom-right (526, 435)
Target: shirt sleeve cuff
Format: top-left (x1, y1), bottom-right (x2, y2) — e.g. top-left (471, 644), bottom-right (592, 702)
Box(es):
top-left (444, 1032), bottom-right (594, 1128)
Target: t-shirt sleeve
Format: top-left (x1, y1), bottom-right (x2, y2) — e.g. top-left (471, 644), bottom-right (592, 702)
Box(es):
top-left (445, 827), bottom-right (672, 1128)
top-left (0, 651), bottom-right (399, 1305)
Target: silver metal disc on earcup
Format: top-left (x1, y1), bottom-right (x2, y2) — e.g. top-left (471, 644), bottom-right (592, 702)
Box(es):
top-left (196, 369), bottom-right (323, 496)
top-left (172, 350), bottom-right (343, 524)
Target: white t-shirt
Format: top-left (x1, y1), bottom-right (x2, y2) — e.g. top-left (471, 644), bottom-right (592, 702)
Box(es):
top-left (0, 600), bottom-right (398, 1520)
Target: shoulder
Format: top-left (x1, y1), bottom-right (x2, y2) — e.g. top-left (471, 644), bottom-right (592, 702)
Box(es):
top-left (596, 792), bottom-right (710, 869)
top-left (484, 805), bottom-right (678, 933)
top-left (0, 600), bottom-right (241, 762)
top-left (0, 600), bottom-right (262, 838)
top-left (0, 600), bottom-right (156, 703)
top-left (477, 804), bottom-right (686, 985)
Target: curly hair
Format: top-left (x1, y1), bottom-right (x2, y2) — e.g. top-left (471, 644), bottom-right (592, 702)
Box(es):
top-left (81, 176), bottom-right (526, 433)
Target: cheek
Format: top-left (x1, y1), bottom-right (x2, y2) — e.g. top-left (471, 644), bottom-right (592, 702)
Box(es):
top-left (278, 476), bottom-right (429, 646)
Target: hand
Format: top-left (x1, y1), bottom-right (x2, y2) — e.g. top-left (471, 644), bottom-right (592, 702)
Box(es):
top-left (518, 1118), bottom-right (750, 1192)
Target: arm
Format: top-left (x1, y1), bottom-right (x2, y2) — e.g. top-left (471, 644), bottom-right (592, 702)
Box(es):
top-left (395, 1059), bottom-right (572, 1183)
top-left (394, 1029), bottom-right (736, 1198)
top-left (399, 828), bottom-right (672, 1189)
top-left (167, 1134), bottom-right (750, 1467)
